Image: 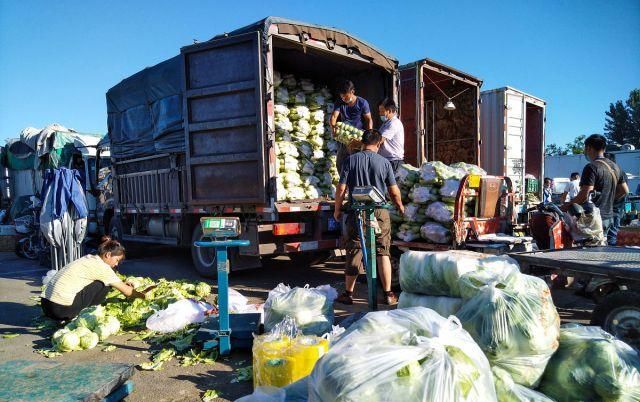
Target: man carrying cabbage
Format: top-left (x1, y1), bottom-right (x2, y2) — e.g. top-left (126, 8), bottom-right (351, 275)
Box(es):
top-left (329, 80), bottom-right (373, 171)
top-left (377, 98), bottom-right (405, 172)
top-left (334, 130), bottom-right (404, 305)
top-left (41, 236), bottom-right (154, 321)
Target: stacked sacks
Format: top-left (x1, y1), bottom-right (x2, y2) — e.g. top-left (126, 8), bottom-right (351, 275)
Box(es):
top-left (274, 72), bottom-right (338, 201)
top-left (397, 250), bottom-right (561, 398)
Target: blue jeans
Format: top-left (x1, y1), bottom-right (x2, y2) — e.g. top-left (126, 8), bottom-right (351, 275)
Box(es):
top-left (607, 199), bottom-right (626, 245)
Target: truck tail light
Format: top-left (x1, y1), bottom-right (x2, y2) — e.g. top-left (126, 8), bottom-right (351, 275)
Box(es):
top-left (273, 223), bottom-right (305, 236)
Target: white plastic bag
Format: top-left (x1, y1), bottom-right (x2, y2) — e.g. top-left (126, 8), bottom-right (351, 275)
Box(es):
top-left (235, 386), bottom-right (286, 402)
top-left (309, 307), bottom-right (497, 402)
top-left (42, 269), bottom-right (57, 285)
top-left (264, 284), bottom-right (337, 336)
top-left (493, 367), bottom-right (555, 402)
top-left (440, 179), bottom-right (461, 199)
top-left (398, 292), bottom-right (463, 318)
top-left (420, 222), bottom-right (451, 244)
top-left (411, 185), bottom-right (437, 204)
top-left (146, 299), bottom-right (212, 333)
top-left (425, 202), bottom-right (454, 223)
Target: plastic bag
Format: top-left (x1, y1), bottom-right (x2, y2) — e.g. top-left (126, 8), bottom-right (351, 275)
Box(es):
top-left (42, 269), bottom-right (57, 286)
top-left (450, 162), bottom-right (486, 177)
top-left (539, 324), bottom-right (640, 402)
top-left (145, 299), bottom-right (212, 333)
top-left (425, 202), bottom-right (454, 223)
top-left (399, 251), bottom-right (486, 296)
top-left (440, 179), bottom-right (461, 199)
top-left (492, 367), bottom-right (555, 402)
top-left (420, 222), bottom-right (451, 244)
top-left (456, 271), bottom-right (560, 388)
top-left (398, 292), bottom-right (462, 318)
top-left (404, 203), bottom-right (427, 223)
top-left (235, 386), bottom-right (286, 402)
top-left (563, 207), bottom-right (606, 246)
top-left (308, 307), bottom-right (497, 402)
top-left (264, 284), bottom-right (337, 336)
top-left (396, 164), bottom-right (420, 187)
top-left (411, 185), bottom-right (438, 204)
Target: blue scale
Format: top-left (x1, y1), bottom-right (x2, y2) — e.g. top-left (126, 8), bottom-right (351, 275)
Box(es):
top-left (194, 217), bottom-right (260, 355)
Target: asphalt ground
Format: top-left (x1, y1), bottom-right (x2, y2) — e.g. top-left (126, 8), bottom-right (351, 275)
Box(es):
top-left (0, 247), bottom-right (594, 401)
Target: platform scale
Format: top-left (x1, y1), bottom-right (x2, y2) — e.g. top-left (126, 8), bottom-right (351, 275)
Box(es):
top-left (350, 186), bottom-right (391, 312)
top-left (194, 217), bottom-right (261, 355)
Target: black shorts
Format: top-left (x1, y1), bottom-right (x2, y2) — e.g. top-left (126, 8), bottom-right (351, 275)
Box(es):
top-left (344, 209), bottom-right (391, 276)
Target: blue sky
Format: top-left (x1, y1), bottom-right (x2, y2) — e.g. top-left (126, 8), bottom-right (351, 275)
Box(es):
top-left (1, 0), bottom-right (639, 147)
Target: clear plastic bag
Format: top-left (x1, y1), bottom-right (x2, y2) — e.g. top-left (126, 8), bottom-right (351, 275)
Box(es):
top-left (396, 164), bottom-right (420, 187)
top-left (235, 386), bottom-right (286, 402)
top-left (308, 307), bottom-right (497, 402)
top-left (456, 271), bottom-right (560, 388)
top-left (425, 202), bottom-right (454, 224)
top-left (264, 284), bottom-right (337, 336)
top-left (539, 324), bottom-right (640, 402)
top-left (145, 299), bottom-right (212, 333)
top-left (397, 292), bottom-right (463, 318)
top-left (411, 185), bottom-right (438, 204)
top-left (420, 222), bottom-right (451, 244)
top-left (440, 179), bottom-right (461, 199)
top-left (492, 367), bottom-right (555, 402)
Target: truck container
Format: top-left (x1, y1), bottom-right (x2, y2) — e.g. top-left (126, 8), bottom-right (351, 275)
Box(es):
top-left (399, 58), bottom-right (483, 166)
top-left (480, 87), bottom-right (546, 201)
top-left (103, 17), bottom-right (399, 277)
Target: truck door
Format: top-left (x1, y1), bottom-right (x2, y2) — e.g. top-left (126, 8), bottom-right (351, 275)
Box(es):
top-left (181, 32), bottom-right (267, 205)
top-left (504, 91), bottom-right (526, 196)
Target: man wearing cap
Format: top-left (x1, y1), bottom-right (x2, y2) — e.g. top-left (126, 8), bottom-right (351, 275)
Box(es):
top-left (333, 129), bottom-right (404, 305)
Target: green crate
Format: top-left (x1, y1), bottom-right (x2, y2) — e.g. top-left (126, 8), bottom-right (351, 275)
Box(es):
top-left (525, 179), bottom-right (539, 193)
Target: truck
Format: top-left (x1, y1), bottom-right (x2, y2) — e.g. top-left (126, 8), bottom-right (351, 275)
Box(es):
top-left (480, 87), bottom-right (546, 203)
top-left (399, 58), bottom-right (483, 167)
top-left (101, 17), bottom-right (399, 277)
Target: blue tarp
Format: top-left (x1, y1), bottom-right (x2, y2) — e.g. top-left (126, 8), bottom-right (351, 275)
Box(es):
top-left (41, 168), bottom-right (88, 219)
top-left (106, 55), bottom-right (184, 158)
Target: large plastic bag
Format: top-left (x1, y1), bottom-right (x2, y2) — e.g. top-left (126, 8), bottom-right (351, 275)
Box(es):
top-left (450, 162), bottom-right (486, 177)
top-left (492, 367), bottom-right (555, 402)
top-left (410, 185), bottom-right (438, 204)
top-left (399, 251), bottom-right (486, 296)
top-left (425, 202), bottom-right (454, 224)
top-left (145, 299), bottom-right (212, 333)
top-left (309, 307), bottom-right (497, 402)
top-left (440, 179), bottom-right (461, 200)
top-left (398, 292), bottom-right (463, 318)
top-left (456, 270), bottom-right (560, 388)
top-left (396, 164), bottom-right (421, 187)
top-left (264, 284), bottom-right (337, 336)
top-left (539, 324), bottom-right (640, 402)
top-left (420, 222), bottom-right (451, 244)
top-left (235, 387), bottom-right (286, 402)
top-left (404, 203), bottom-right (427, 223)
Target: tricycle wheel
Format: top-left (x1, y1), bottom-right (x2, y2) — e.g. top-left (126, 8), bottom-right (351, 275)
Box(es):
top-left (591, 290), bottom-right (640, 349)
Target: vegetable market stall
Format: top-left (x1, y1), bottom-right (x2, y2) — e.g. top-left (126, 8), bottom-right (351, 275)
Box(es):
top-left (510, 246), bottom-right (640, 350)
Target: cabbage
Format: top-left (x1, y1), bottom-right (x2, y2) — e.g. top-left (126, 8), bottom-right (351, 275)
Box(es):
top-left (334, 122), bottom-right (363, 144)
top-left (403, 203), bottom-right (427, 223)
top-left (450, 162), bottom-right (486, 176)
top-left (396, 164), bottom-right (420, 187)
top-left (276, 87), bottom-right (289, 103)
top-left (397, 292), bottom-right (463, 318)
top-left (309, 307), bottom-right (497, 402)
top-left (493, 367), bottom-right (555, 402)
top-left (263, 284), bottom-right (337, 336)
top-left (52, 328), bottom-right (70, 344)
top-left (195, 282), bottom-right (211, 298)
top-left (289, 105), bottom-right (310, 121)
top-left (420, 222), bottom-right (451, 244)
top-left (539, 325), bottom-right (640, 402)
top-left (299, 78), bottom-right (314, 93)
top-left (440, 179), bottom-right (461, 200)
top-left (282, 74), bottom-right (297, 89)
top-left (274, 104), bottom-right (289, 116)
top-left (73, 326), bottom-right (92, 338)
top-left (273, 70), bottom-right (283, 87)
top-left (79, 331), bottom-right (99, 350)
top-left (54, 331), bottom-right (80, 352)
top-left (457, 271), bottom-right (560, 387)
top-left (425, 202), bottom-right (454, 224)
top-left (410, 185), bottom-right (438, 204)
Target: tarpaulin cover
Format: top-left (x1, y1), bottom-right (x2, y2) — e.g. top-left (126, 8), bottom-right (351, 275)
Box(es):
top-left (106, 55), bottom-right (184, 158)
top-left (6, 139), bottom-right (36, 170)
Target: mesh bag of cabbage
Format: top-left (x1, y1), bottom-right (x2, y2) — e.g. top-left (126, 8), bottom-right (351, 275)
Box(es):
top-left (538, 324), bottom-right (640, 402)
top-left (308, 307), bottom-right (497, 402)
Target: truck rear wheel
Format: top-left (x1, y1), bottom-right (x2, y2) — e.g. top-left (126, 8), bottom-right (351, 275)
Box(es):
top-left (591, 290), bottom-right (640, 350)
top-left (191, 224), bottom-right (218, 279)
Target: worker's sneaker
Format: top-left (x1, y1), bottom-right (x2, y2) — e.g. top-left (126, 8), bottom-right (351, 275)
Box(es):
top-left (384, 291), bottom-right (398, 305)
top-left (336, 291), bottom-right (354, 305)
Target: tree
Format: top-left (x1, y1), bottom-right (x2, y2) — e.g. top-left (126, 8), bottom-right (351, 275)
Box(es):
top-left (565, 135), bottom-right (586, 155)
top-left (604, 89), bottom-right (640, 148)
top-left (545, 144), bottom-right (568, 156)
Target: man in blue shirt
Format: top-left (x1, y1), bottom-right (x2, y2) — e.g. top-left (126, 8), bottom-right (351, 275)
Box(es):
top-left (330, 80), bottom-right (373, 171)
top-left (334, 130), bottom-right (404, 305)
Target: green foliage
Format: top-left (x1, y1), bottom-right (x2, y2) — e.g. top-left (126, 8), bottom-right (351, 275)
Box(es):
top-left (604, 89), bottom-right (640, 148)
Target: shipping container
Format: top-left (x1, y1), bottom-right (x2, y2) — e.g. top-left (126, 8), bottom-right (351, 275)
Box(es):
top-left (480, 87), bottom-right (546, 201)
top-left (399, 58), bottom-right (483, 166)
top-left (103, 17), bottom-right (399, 277)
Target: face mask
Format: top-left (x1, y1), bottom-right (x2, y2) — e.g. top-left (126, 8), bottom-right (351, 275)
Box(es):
top-left (380, 115), bottom-right (388, 122)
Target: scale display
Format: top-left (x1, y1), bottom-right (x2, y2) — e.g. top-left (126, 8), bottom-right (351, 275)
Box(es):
top-left (200, 217), bottom-right (241, 238)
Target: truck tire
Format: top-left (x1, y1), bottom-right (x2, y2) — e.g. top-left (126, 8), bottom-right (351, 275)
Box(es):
top-left (191, 224), bottom-right (218, 279)
top-left (108, 217), bottom-right (125, 242)
top-left (591, 290), bottom-right (640, 349)
top-left (289, 251), bottom-right (331, 267)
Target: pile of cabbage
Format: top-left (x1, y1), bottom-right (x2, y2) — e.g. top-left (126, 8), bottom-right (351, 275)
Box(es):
top-left (48, 275), bottom-right (212, 353)
top-left (263, 283), bottom-right (337, 336)
top-left (392, 162), bottom-right (484, 243)
top-left (274, 71), bottom-right (339, 201)
top-left (309, 307), bottom-right (498, 402)
top-left (398, 250), bottom-right (562, 398)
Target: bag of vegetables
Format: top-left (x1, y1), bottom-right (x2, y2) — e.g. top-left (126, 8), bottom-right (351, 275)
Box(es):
top-left (397, 292), bottom-right (463, 318)
top-left (308, 307), bottom-right (497, 402)
top-left (492, 367), bottom-right (555, 402)
top-left (539, 324), bottom-right (640, 402)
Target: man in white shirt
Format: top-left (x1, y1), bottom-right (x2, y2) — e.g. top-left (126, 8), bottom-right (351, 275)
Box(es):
top-left (561, 172), bottom-right (580, 202)
top-left (377, 98), bottom-right (404, 172)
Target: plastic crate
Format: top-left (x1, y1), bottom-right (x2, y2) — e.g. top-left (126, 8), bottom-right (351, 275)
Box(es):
top-left (525, 179), bottom-right (539, 193)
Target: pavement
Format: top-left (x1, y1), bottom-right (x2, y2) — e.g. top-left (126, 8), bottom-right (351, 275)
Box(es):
top-left (0, 247), bottom-right (595, 401)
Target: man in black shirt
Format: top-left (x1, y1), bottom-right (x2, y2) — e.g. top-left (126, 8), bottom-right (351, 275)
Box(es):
top-left (334, 130), bottom-right (404, 305)
top-left (564, 134), bottom-right (628, 239)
